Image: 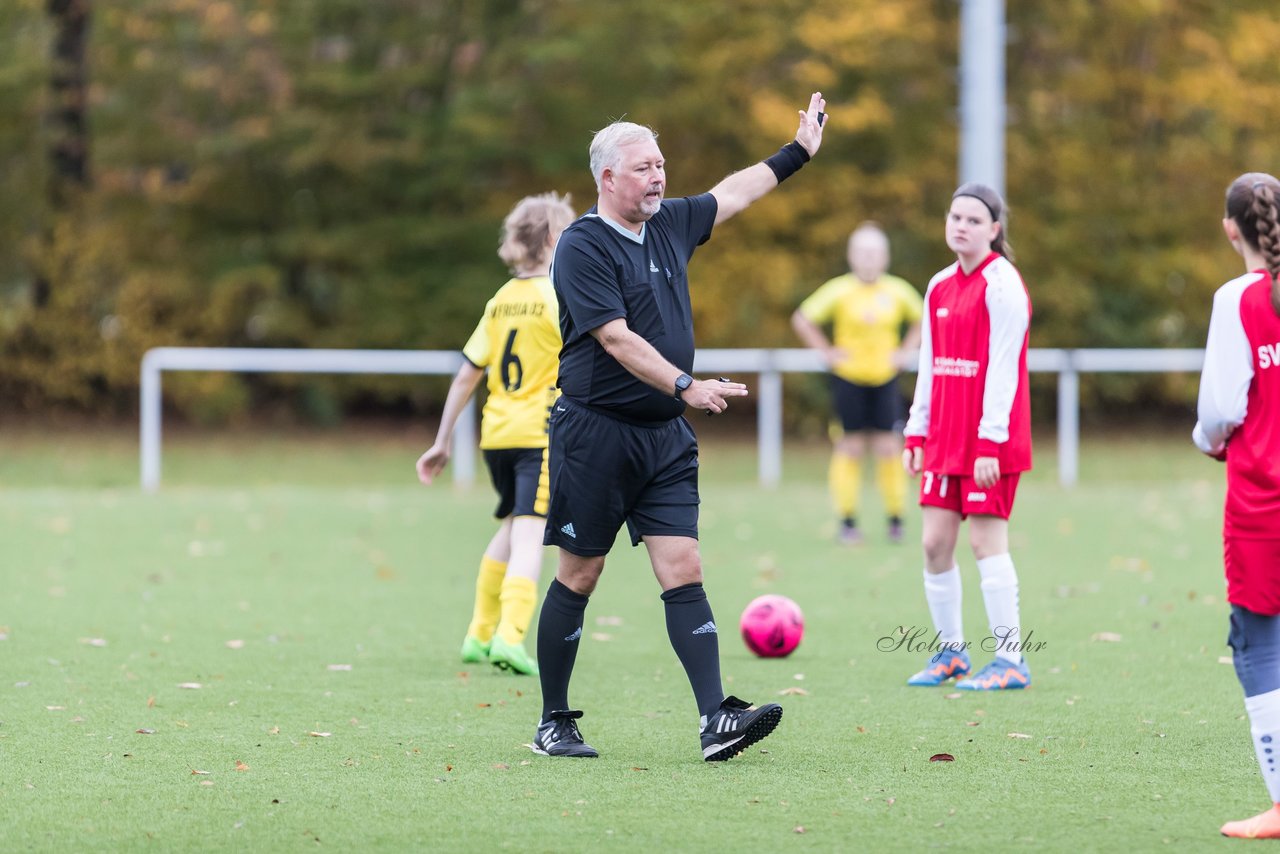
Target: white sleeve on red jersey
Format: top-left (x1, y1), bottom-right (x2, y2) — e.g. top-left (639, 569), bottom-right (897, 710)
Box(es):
top-left (903, 271), bottom-right (949, 440)
top-left (978, 259), bottom-right (1030, 446)
top-left (1193, 274), bottom-right (1257, 455)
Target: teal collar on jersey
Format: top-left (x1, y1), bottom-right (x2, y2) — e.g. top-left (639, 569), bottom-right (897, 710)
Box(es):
top-left (585, 211), bottom-right (645, 244)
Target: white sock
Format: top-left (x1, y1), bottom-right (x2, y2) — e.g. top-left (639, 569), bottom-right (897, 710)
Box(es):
top-left (923, 566), bottom-right (963, 646)
top-left (1246, 689), bottom-right (1280, 803)
top-left (977, 553), bottom-right (1022, 664)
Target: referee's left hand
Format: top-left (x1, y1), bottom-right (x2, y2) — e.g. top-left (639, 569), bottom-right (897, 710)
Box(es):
top-left (681, 378), bottom-right (748, 415)
top-left (795, 91), bottom-right (827, 157)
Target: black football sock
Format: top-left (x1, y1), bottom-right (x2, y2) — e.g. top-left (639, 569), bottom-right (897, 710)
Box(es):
top-left (661, 582), bottom-right (725, 719)
top-left (537, 578), bottom-right (589, 720)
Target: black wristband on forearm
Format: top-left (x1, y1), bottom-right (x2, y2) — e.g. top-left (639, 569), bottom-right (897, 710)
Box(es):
top-left (763, 140), bottom-right (811, 183)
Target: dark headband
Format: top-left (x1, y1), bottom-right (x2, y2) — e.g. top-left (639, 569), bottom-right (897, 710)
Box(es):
top-left (953, 192), bottom-right (999, 223)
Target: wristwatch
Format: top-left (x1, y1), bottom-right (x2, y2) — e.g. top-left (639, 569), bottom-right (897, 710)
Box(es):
top-left (673, 373), bottom-right (694, 400)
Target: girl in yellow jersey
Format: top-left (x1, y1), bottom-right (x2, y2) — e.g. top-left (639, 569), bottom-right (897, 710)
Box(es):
top-left (416, 192), bottom-right (575, 675)
top-left (792, 222), bottom-right (923, 544)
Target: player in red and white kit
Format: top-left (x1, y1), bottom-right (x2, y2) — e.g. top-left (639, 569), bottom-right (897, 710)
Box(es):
top-left (900, 183), bottom-right (1032, 691)
top-left (1192, 172), bottom-right (1280, 840)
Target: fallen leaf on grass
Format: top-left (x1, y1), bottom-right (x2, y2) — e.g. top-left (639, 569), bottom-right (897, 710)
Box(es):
top-left (630, 767), bottom-right (648, 772)
top-left (146, 696), bottom-right (156, 708)
top-left (1091, 632), bottom-right (1123, 643)
top-left (944, 693), bottom-right (962, 700)
top-left (191, 769), bottom-right (211, 776)
top-left (856, 726), bottom-right (866, 734)
top-left (778, 687), bottom-right (809, 696)
top-left (135, 728), bottom-right (156, 735)
top-left (235, 761), bottom-right (249, 772)
top-left (79, 638), bottom-right (108, 647)
top-left (225, 640), bottom-right (245, 650)
top-left (595, 616), bottom-right (624, 627)
top-left (1008, 732), bottom-right (1032, 739)
top-left (177, 682), bottom-right (202, 690)
top-left (966, 721), bottom-right (980, 727)
top-left (886, 798), bottom-right (896, 806)
top-left (590, 632), bottom-right (613, 642)
top-left (793, 826), bottom-right (806, 834)
top-left (477, 703), bottom-right (491, 708)
top-left (492, 763), bottom-right (509, 770)
top-left (268, 726), bottom-right (280, 735)
top-left (308, 731), bottom-right (331, 738)
top-left (326, 664), bottom-right (352, 671)
top-left (199, 780), bottom-right (214, 787)
top-left (929, 753), bottom-right (955, 762)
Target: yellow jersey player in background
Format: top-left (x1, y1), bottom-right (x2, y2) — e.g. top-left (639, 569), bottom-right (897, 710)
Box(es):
top-left (792, 221), bottom-right (923, 544)
top-left (416, 192), bottom-right (575, 675)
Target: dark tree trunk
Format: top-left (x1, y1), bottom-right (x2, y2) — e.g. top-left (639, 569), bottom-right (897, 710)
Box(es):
top-left (38, 0), bottom-right (91, 308)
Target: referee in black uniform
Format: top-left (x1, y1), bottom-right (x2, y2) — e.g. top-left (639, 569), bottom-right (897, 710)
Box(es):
top-left (530, 92), bottom-right (828, 762)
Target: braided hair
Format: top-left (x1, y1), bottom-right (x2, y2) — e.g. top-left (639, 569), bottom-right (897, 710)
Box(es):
top-left (1225, 172), bottom-right (1280, 315)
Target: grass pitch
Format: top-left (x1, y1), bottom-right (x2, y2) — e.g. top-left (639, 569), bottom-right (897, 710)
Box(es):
top-left (0, 428), bottom-right (1254, 850)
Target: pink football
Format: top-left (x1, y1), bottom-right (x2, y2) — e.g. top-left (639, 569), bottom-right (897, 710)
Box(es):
top-left (740, 594), bottom-right (804, 658)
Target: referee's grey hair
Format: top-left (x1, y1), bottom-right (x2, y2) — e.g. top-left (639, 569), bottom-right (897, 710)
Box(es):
top-left (589, 121), bottom-right (659, 192)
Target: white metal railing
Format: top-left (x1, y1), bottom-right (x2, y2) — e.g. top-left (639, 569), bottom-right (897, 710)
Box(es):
top-left (139, 347), bottom-right (474, 492)
top-left (138, 346), bottom-right (1206, 492)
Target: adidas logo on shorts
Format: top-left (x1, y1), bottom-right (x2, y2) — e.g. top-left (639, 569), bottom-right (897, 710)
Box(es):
top-left (692, 621), bottom-right (718, 635)
top-left (967, 492), bottom-right (987, 502)
top-left (560, 522), bottom-right (577, 538)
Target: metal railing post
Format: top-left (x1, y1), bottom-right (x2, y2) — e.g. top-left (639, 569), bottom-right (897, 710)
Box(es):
top-left (140, 350), bottom-right (164, 492)
top-left (758, 367), bottom-right (783, 488)
top-left (1058, 355), bottom-right (1080, 488)
top-left (452, 398), bottom-right (477, 487)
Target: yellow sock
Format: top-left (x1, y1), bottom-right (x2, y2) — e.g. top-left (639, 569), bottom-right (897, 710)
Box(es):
top-left (877, 456), bottom-right (907, 518)
top-left (829, 454), bottom-right (861, 519)
top-left (466, 557), bottom-right (506, 643)
top-left (496, 576), bottom-right (538, 645)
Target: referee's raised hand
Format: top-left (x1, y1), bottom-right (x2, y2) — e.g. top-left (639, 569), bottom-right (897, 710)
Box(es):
top-left (681, 377), bottom-right (749, 415)
top-left (795, 91), bottom-right (827, 158)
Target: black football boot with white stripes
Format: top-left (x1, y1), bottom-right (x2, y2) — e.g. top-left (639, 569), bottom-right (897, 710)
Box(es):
top-left (699, 696), bottom-right (783, 761)
top-left (532, 709), bottom-right (598, 758)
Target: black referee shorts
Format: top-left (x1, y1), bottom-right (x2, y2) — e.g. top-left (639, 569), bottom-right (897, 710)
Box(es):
top-left (483, 447), bottom-right (550, 519)
top-left (830, 375), bottom-right (904, 433)
top-left (542, 398), bottom-right (699, 557)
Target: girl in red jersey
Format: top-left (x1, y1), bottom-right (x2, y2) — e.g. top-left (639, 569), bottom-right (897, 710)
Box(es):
top-left (900, 183), bottom-right (1033, 691)
top-left (1193, 172), bottom-right (1280, 840)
